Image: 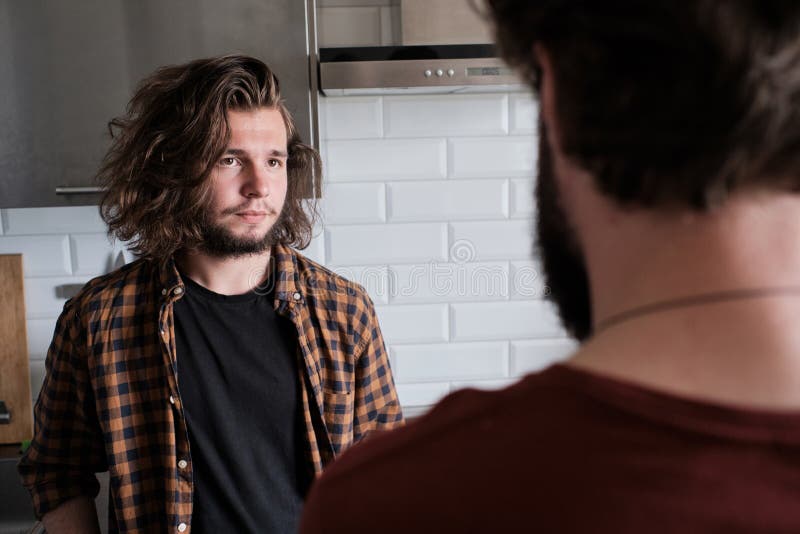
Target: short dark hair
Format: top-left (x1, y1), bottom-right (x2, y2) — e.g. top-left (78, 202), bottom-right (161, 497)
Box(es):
top-left (98, 54), bottom-right (320, 261)
top-left (487, 0), bottom-right (800, 209)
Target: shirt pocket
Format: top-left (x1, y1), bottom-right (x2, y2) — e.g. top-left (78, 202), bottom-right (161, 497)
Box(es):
top-left (322, 388), bottom-right (354, 453)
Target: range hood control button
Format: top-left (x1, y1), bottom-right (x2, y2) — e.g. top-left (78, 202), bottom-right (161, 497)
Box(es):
top-left (435, 69), bottom-right (444, 77)
top-left (447, 69), bottom-right (456, 77)
top-left (424, 69), bottom-right (432, 77)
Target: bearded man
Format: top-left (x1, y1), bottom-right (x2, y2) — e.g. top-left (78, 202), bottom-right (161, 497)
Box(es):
top-left (19, 55), bottom-right (403, 534)
top-left (300, 1), bottom-right (800, 532)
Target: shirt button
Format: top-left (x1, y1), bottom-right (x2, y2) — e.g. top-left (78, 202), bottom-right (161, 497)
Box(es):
top-left (293, 292), bottom-right (302, 301)
top-left (174, 287), bottom-right (184, 296)
top-left (169, 395), bottom-right (175, 405)
top-left (178, 459), bottom-right (188, 469)
top-left (177, 523), bottom-right (187, 532)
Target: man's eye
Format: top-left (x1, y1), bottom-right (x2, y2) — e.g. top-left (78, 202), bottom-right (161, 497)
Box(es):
top-left (268, 159), bottom-right (283, 168)
top-left (219, 157), bottom-right (238, 167)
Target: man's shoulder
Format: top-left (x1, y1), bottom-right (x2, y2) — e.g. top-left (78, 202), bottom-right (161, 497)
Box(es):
top-left (287, 247), bottom-right (374, 307)
top-left (301, 368), bottom-right (578, 531)
top-left (64, 258), bottom-right (157, 317)
top-left (310, 368), bottom-right (564, 479)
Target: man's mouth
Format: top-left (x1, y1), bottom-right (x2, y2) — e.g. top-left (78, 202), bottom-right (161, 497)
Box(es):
top-left (235, 210), bottom-right (270, 223)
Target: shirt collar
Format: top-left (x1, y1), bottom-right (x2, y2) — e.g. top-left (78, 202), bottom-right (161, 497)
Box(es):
top-left (157, 244), bottom-right (303, 303)
top-left (158, 257), bottom-right (184, 300)
top-left (271, 243), bottom-right (303, 303)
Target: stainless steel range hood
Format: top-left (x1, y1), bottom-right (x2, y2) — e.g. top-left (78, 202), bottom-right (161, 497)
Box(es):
top-left (319, 44), bottom-right (521, 95)
top-left (316, 0), bottom-right (523, 95)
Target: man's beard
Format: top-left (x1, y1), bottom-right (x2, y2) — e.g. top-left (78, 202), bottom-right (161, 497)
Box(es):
top-left (535, 125), bottom-right (593, 341)
top-left (198, 205), bottom-right (284, 258)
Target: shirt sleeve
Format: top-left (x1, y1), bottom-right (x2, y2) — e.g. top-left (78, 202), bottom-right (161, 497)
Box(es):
top-left (17, 300), bottom-right (106, 519)
top-left (352, 295), bottom-right (404, 441)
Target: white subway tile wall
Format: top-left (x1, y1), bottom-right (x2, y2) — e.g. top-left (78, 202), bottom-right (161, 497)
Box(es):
top-left (70, 234), bottom-right (117, 276)
top-left (395, 382), bottom-right (451, 409)
top-left (323, 97), bottom-right (384, 140)
top-left (510, 177), bottom-right (536, 219)
top-left (326, 222), bottom-right (448, 265)
top-left (388, 261), bottom-right (509, 304)
top-left (321, 183), bottom-right (386, 224)
top-left (449, 136), bottom-right (537, 178)
top-left (3, 206), bottom-right (105, 235)
top-left (509, 93), bottom-right (539, 135)
top-left (383, 94), bottom-right (509, 138)
top-left (374, 304), bottom-right (450, 344)
top-left (391, 342), bottom-right (509, 382)
top-left (450, 301), bottom-right (565, 341)
top-left (5, 91), bottom-right (575, 415)
top-left (388, 180), bottom-right (508, 222)
top-left (510, 259), bottom-right (549, 300)
top-left (303, 231), bottom-right (327, 265)
top-left (510, 339), bottom-right (578, 376)
top-left (326, 138), bottom-right (447, 181)
top-left (0, 235), bottom-right (72, 277)
top-left (450, 219), bottom-right (533, 261)
top-left (23, 276), bottom-right (93, 319)
top-left (318, 91), bottom-right (573, 412)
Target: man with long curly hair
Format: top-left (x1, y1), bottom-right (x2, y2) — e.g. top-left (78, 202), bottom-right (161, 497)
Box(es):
top-left (300, 1), bottom-right (800, 532)
top-left (19, 55), bottom-right (403, 533)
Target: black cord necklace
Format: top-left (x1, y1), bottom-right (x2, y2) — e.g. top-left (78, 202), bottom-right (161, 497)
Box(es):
top-left (595, 286), bottom-right (800, 333)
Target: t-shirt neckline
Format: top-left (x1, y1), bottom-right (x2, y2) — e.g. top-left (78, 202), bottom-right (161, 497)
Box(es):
top-left (179, 270), bottom-right (274, 304)
top-left (544, 363), bottom-right (800, 444)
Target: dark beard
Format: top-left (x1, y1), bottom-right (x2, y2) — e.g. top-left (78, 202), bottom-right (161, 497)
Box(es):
top-left (535, 125), bottom-right (593, 341)
top-left (199, 208), bottom-right (284, 258)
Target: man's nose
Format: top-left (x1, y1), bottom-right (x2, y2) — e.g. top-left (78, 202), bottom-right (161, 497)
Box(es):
top-left (242, 164), bottom-right (271, 198)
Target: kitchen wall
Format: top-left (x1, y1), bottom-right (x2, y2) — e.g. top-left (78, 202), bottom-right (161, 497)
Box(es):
top-left (317, 92), bottom-right (576, 415)
top-left (0, 89), bottom-right (575, 416)
top-left (312, 1), bottom-right (576, 416)
top-left (0, 1), bottom-right (577, 418)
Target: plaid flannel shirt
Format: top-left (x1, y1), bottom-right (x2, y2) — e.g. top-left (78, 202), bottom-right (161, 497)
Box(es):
top-left (18, 244), bottom-right (403, 533)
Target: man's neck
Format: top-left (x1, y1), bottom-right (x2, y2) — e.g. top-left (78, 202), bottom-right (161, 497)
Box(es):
top-left (569, 190), bottom-right (800, 410)
top-left (175, 248), bottom-right (273, 296)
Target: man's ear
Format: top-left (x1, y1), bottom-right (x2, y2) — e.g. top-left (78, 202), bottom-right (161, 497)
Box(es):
top-left (533, 44), bottom-right (562, 154)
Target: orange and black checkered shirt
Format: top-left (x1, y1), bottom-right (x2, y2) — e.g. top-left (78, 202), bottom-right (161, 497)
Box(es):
top-left (18, 244), bottom-right (403, 533)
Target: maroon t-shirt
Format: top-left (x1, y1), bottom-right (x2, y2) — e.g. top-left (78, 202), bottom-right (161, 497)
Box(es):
top-left (300, 364), bottom-right (800, 533)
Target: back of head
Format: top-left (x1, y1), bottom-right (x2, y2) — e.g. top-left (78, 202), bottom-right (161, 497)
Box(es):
top-left (98, 54), bottom-right (320, 261)
top-left (487, 0), bottom-right (800, 210)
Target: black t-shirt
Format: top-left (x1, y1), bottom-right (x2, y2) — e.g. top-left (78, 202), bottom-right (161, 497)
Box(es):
top-left (174, 273), bottom-right (311, 533)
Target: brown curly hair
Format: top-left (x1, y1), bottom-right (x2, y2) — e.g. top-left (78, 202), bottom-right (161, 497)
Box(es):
top-left (487, 0), bottom-right (800, 210)
top-left (98, 54), bottom-right (320, 261)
